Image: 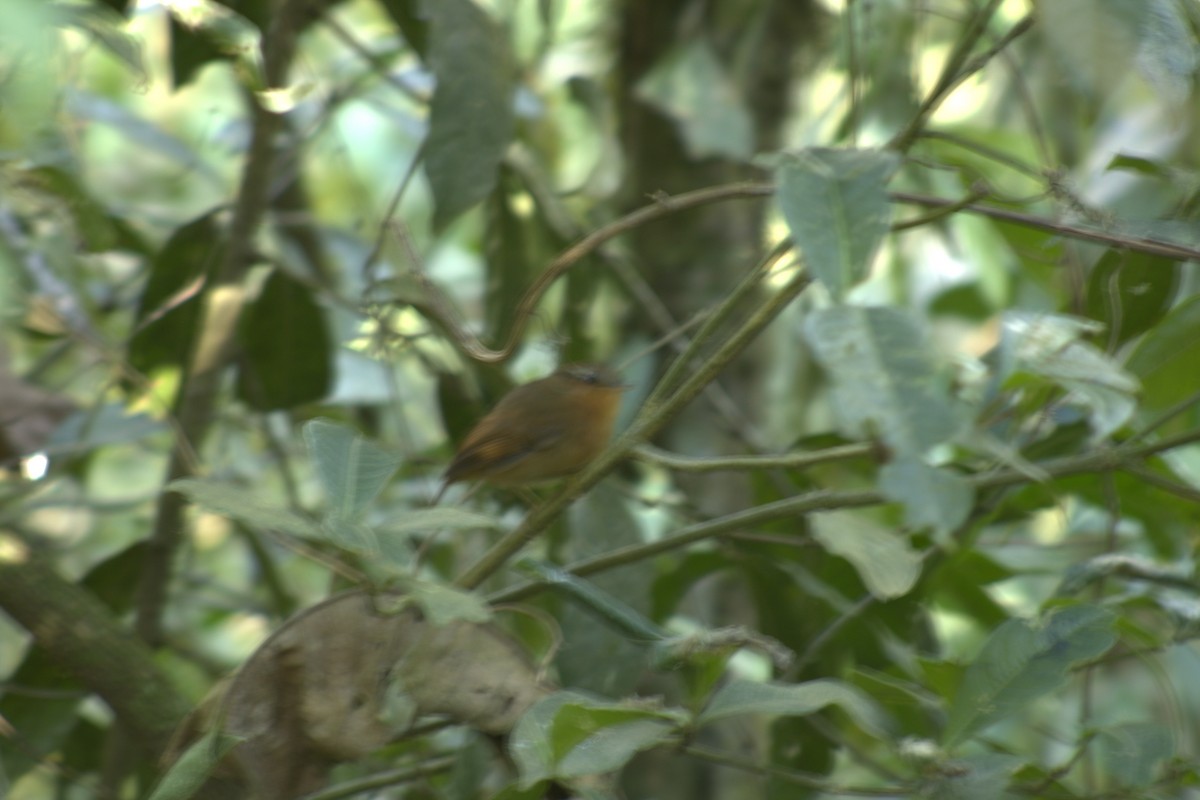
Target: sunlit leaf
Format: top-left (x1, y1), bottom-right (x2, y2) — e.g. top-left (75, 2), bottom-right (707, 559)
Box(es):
top-left (777, 149), bottom-right (897, 298)
top-left (998, 312), bottom-right (1139, 441)
top-left (811, 511), bottom-right (922, 599)
top-left (805, 306), bottom-right (966, 455)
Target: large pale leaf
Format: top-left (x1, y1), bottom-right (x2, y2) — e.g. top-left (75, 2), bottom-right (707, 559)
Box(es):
top-left (1039, 0), bottom-right (1195, 105)
top-left (998, 312), bottom-right (1139, 441)
top-left (635, 38), bottom-right (754, 160)
top-left (170, 478), bottom-right (321, 539)
top-left (426, 0), bottom-right (515, 229)
top-left (697, 678), bottom-right (887, 738)
top-left (811, 511), bottom-right (922, 599)
top-left (1098, 722), bottom-right (1174, 788)
top-left (777, 149), bottom-right (897, 298)
top-left (944, 604), bottom-right (1116, 746)
top-left (805, 306), bottom-right (966, 455)
top-left (303, 419), bottom-right (403, 520)
top-left (880, 457), bottom-right (974, 542)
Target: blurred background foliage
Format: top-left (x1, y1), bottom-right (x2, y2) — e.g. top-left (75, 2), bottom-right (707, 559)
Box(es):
top-left (2, 0), bottom-right (1200, 798)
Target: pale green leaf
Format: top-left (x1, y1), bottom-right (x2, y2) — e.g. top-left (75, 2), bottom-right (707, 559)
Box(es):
top-left (634, 38), bottom-right (754, 160)
top-left (170, 478), bottom-right (321, 539)
top-left (999, 312), bottom-right (1139, 441)
top-left (697, 678), bottom-right (888, 738)
top-left (777, 149), bottom-right (897, 298)
top-left (944, 604), bottom-right (1116, 746)
top-left (399, 577), bottom-right (492, 626)
top-left (381, 507), bottom-right (503, 536)
top-left (811, 511), bottom-right (922, 599)
top-left (1098, 722), bottom-right (1174, 788)
top-left (805, 306), bottom-right (966, 456)
top-left (880, 458), bottom-right (974, 542)
top-left (1040, 0), bottom-right (1195, 105)
top-left (303, 419), bottom-right (402, 520)
top-left (144, 729), bottom-right (242, 800)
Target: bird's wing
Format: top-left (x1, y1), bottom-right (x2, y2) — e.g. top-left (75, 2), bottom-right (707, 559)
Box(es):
top-left (443, 424), bottom-right (564, 483)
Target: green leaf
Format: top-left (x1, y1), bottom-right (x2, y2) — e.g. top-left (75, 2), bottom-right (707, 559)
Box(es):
top-left (1098, 722), bottom-right (1174, 788)
top-left (521, 560), bottom-right (666, 641)
top-left (998, 312), bottom-right (1139, 441)
top-left (805, 306), bottom-right (966, 455)
top-left (1085, 249), bottom-right (1181, 347)
top-left (943, 604), bottom-right (1116, 746)
top-left (66, 90), bottom-right (220, 181)
top-left (398, 576), bottom-right (492, 625)
top-left (236, 269), bottom-right (332, 411)
top-left (144, 728), bottom-right (242, 800)
top-left (556, 484), bottom-right (654, 696)
top-left (381, 507), bottom-right (503, 536)
top-left (48, 405), bottom-right (162, 453)
top-left (378, 0), bottom-right (429, 58)
top-left (0, 649), bottom-right (83, 783)
top-left (1126, 294), bottom-right (1200, 419)
top-left (426, 0), bottom-right (515, 229)
top-left (510, 693), bottom-right (681, 787)
top-left (918, 752), bottom-right (1023, 800)
top-left (170, 478), bottom-right (322, 539)
top-left (879, 457), bottom-right (974, 542)
top-left (303, 419), bottom-right (403, 520)
top-left (811, 510), bottom-right (922, 599)
top-left (697, 678), bottom-right (888, 738)
top-left (634, 38), bottom-right (754, 160)
top-left (777, 148), bottom-right (898, 298)
top-left (1040, 0), bottom-right (1196, 105)
top-left (128, 211), bottom-right (222, 375)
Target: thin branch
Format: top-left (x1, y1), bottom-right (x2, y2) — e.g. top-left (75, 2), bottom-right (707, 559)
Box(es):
top-left (454, 267), bottom-right (813, 590)
top-left (634, 442), bottom-right (873, 473)
top-left (890, 191), bottom-right (1200, 261)
top-left (890, 1), bottom-right (1020, 152)
top-left (296, 755), bottom-right (455, 800)
top-left (133, 0), bottom-right (312, 647)
top-left (409, 183), bottom-right (777, 364)
top-left (489, 429), bottom-right (1200, 605)
top-left (684, 744), bottom-right (907, 796)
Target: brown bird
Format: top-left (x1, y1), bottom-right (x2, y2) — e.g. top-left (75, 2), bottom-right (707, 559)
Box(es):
top-left (434, 363), bottom-right (627, 502)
